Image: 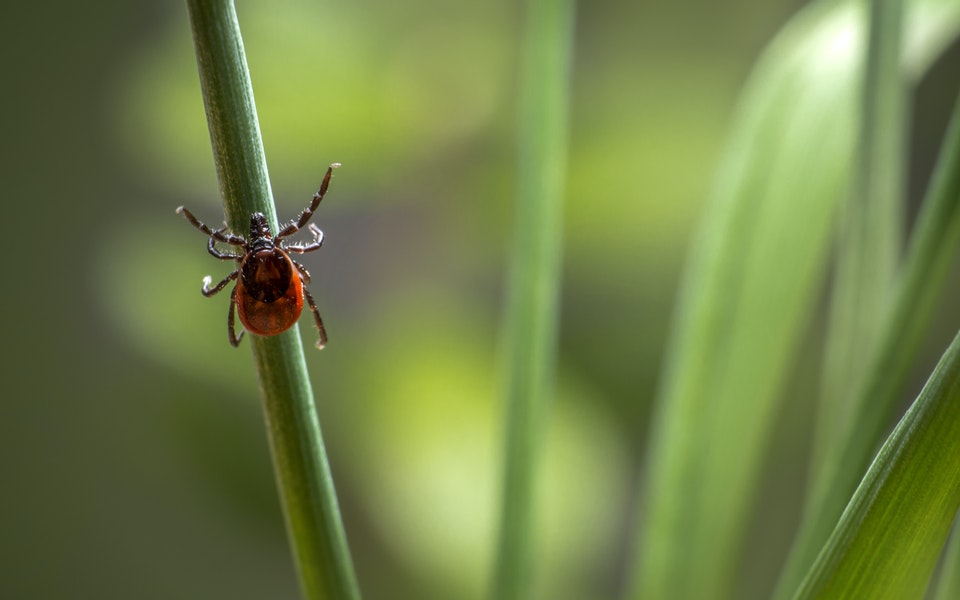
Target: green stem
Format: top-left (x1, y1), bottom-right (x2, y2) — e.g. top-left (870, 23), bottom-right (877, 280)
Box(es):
top-left (185, 2), bottom-right (360, 598)
top-left (492, 0), bottom-right (575, 598)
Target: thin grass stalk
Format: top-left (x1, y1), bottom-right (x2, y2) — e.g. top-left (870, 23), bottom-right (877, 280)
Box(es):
top-left (492, 0), bottom-right (576, 597)
top-left (185, 1), bottom-right (360, 598)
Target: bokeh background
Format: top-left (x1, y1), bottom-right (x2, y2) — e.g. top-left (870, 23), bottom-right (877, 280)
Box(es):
top-left (2, 0), bottom-right (959, 598)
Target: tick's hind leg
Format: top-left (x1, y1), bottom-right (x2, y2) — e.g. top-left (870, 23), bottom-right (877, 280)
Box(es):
top-left (291, 259), bottom-right (312, 283)
top-left (302, 287), bottom-right (328, 349)
top-left (228, 287), bottom-right (245, 347)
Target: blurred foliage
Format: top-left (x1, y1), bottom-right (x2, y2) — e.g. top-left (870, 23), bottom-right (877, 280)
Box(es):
top-left (634, 1), bottom-right (960, 598)
top-left (116, 0), bottom-right (512, 199)
top-left (97, 0), bottom-right (762, 596)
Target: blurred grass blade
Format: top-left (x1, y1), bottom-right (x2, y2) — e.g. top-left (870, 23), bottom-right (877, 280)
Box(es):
top-left (630, 3), bottom-right (862, 597)
top-left (792, 330), bottom-right (960, 600)
top-left (814, 0), bottom-right (904, 478)
top-left (932, 525), bottom-right (960, 600)
top-left (185, 1), bottom-right (360, 598)
top-left (775, 83), bottom-right (960, 600)
top-left (629, 1), bottom-right (960, 598)
top-left (492, 0), bottom-right (575, 598)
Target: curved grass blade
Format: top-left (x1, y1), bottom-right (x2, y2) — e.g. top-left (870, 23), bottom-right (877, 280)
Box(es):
top-left (792, 330), bottom-right (960, 599)
top-left (629, 1), bottom-right (960, 598)
top-left (814, 0), bottom-right (905, 479)
top-left (776, 82), bottom-right (960, 600)
top-left (630, 3), bottom-right (865, 597)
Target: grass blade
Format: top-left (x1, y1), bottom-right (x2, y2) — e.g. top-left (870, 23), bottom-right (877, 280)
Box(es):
top-left (492, 0), bottom-right (576, 598)
top-left (185, 1), bottom-right (360, 598)
top-left (792, 330), bottom-right (960, 599)
top-left (931, 526), bottom-right (960, 600)
top-left (775, 75), bottom-right (960, 600)
top-left (630, 1), bottom-right (960, 598)
top-left (814, 0), bottom-right (905, 477)
top-left (629, 3), bottom-right (863, 597)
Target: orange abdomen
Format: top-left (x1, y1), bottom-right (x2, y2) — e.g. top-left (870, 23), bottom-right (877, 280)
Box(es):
top-left (235, 249), bottom-right (304, 336)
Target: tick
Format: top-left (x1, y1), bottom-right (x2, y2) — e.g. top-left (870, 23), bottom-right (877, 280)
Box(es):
top-left (176, 163), bottom-right (340, 349)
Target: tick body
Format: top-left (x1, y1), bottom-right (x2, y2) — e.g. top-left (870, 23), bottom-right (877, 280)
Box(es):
top-left (177, 163), bottom-right (340, 349)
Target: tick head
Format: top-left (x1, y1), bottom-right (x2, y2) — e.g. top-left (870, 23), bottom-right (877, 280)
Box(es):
top-left (249, 212), bottom-right (272, 242)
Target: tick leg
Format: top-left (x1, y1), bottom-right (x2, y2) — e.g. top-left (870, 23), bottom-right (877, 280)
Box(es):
top-left (208, 228), bottom-right (244, 260)
top-left (202, 270), bottom-right (239, 297)
top-left (302, 286), bottom-right (328, 349)
top-left (177, 206), bottom-right (246, 245)
top-left (285, 224), bottom-right (324, 254)
top-left (276, 163), bottom-right (340, 239)
top-left (228, 287), bottom-right (245, 347)
top-left (291, 259), bottom-right (312, 283)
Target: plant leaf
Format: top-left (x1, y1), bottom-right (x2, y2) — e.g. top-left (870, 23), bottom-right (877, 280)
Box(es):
top-left (792, 330), bottom-right (960, 599)
top-left (629, 1), bottom-right (960, 598)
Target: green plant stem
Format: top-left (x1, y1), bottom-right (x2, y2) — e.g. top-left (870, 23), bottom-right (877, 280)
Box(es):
top-left (185, 1), bottom-right (360, 598)
top-left (492, 0), bottom-right (575, 598)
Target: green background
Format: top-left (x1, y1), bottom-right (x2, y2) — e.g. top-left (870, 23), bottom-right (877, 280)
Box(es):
top-left (1, 0), bottom-right (958, 598)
